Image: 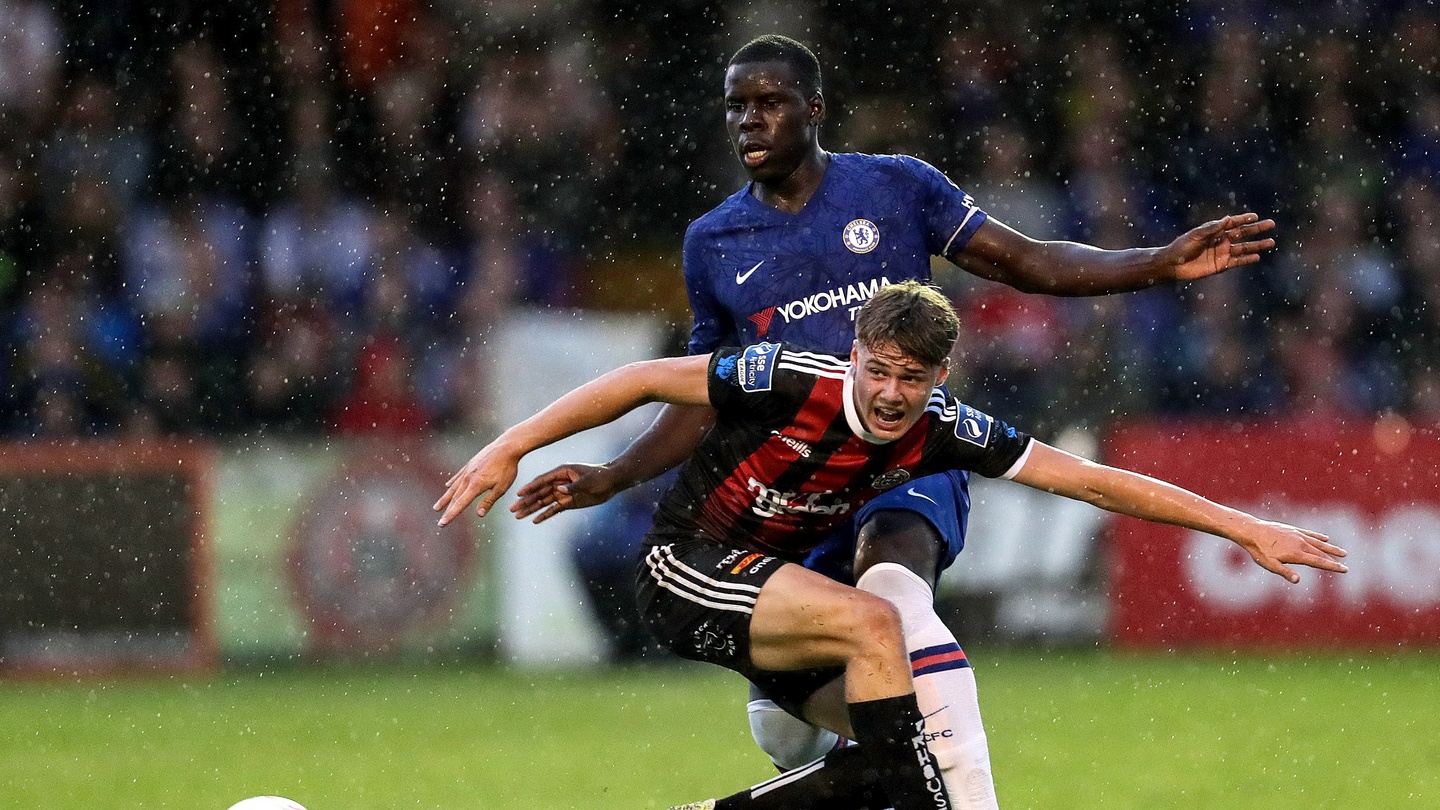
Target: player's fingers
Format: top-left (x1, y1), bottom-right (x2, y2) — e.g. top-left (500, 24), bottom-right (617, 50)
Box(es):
top-left (1193, 217), bottom-right (1229, 237)
top-left (513, 484), bottom-right (564, 517)
top-left (1304, 534), bottom-right (1346, 558)
top-left (516, 468), bottom-right (576, 498)
top-left (1230, 237), bottom-right (1276, 256)
top-left (434, 473), bottom-right (470, 511)
top-left (1297, 552), bottom-right (1349, 573)
top-left (1283, 544), bottom-right (1348, 572)
top-left (475, 470), bottom-right (517, 519)
top-left (532, 502), bottom-right (568, 524)
top-left (1222, 212), bottom-right (1262, 228)
top-left (438, 481), bottom-right (486, 526)
top-left (1251, 551), bottom-right (1300, 583)
top-left (513, 482), bottom-right (554, 507)
top-left (1225, 219), bottom-right (1275, 240)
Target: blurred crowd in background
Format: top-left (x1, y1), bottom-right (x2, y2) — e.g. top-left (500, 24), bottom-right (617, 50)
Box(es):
top-left (1, 0), bottom-right (1438, 441)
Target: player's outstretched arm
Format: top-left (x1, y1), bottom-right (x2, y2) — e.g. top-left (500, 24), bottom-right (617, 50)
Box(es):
top-left (512, 404), bottom-right (717, 523)
top-left (952, 213), bottom-right (1277, 295)
top-left (434, 355), bottom-right (712, 526)
top-left (1009, 441), bottom-right (1348, 583)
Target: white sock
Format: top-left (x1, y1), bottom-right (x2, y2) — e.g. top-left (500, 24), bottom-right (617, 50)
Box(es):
top-left (856, 562), bottom-right (999, 810)
top-left (747, 696), bottom-right (846, 771)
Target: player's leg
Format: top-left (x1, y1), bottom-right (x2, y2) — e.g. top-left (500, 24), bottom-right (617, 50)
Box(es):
top-left (638, 542), bottom-right (950, 810)
top-left (670, 745), bottom-right (887, 810)
top-left (747, 563), bottom-right (950, 810)
top-left (748, 471), bottom-right (996, 806)
top-left (747, 681), bottom-right (847, 771)
top-left (853, 473), bottom-right (998, 809)
top-left (743, 524), bottom-right (858, 771)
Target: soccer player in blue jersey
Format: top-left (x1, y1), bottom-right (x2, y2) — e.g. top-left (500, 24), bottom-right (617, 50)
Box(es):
top-left (439, 282), bottom-right (1345, 810)
top-left (512, 34), bottom-right (1283, 807)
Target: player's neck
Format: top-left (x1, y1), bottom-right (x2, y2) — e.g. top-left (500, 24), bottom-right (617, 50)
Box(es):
top-left (753, 149), bottom-right (830, 214)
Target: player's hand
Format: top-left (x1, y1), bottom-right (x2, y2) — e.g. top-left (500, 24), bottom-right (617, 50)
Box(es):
top-left (1232, 519), bottom-right (1348, 583)
top-left (512, 462), bottom-right (621, 523)
top-left (1169, 212), bottom-right (1277, 281)
top-left (433, 441), bottom-right (522, 526)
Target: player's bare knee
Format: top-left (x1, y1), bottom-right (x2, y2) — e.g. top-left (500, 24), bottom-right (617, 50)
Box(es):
top-left (843, 592), bottom-right (905, 656)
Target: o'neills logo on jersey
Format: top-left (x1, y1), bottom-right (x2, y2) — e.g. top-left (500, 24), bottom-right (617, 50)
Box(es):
top-left (747, 478), bottom-right (852, 519)
top-left (770, 430), bottom-right (812, 458)
top-left (747, 277), bottom-right (893, 337)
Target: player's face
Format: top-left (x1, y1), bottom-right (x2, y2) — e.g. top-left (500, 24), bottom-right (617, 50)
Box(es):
top-left (850, 340), bottom-right (949, 441)
top-left (724, 61), bottom-right (822, 184)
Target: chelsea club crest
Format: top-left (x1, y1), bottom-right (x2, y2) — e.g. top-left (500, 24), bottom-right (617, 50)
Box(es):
top-left (843, 218), bottom-right (880, 254)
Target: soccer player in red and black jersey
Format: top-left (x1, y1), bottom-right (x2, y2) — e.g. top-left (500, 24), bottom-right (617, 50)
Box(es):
top-left (435, 281), bottom-right (1346, 810)
top-left (512, 34), bottom-right (1283, 808)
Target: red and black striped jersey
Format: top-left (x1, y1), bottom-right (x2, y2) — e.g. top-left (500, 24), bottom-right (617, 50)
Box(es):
top-left (646, 342), bottom-right (1033, 560)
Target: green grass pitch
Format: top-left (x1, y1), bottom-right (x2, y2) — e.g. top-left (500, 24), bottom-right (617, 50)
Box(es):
top-left (2, 649), bottom-right (1435, 808)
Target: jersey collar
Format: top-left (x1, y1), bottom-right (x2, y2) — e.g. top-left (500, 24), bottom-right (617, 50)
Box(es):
top-left (842, 365), bottom-right (892, 445)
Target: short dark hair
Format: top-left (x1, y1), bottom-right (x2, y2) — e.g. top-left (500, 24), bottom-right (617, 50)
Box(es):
top-left (855, 281), bottom-right (960, 368)
top-left (728, 35), bottom-right (822, 96)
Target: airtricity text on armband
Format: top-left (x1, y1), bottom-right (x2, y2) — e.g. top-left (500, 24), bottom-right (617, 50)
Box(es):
top-left (737, 342), bottom-right (779, 392)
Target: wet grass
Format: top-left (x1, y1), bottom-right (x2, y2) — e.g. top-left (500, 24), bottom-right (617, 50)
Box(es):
top-left (1, 649), bottom-right (1434, 809)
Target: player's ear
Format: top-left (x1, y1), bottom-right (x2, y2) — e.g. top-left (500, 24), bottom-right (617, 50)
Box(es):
top-left (808, 91), bottom-right (825, 125)
top-left (850, 339), bottom-right (860, 364)
top-left (935, 358), bottom-right (950, 388)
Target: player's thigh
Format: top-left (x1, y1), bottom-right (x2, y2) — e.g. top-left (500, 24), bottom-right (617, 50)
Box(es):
top-left (855, 470), bottom-right (969, 579)
top-left (749, 562), bottom-right (901, 672)
top-left (855, 510), bottom-right (946, 585)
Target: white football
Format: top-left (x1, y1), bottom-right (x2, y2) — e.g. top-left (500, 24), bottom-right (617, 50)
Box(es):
top-left (226, 798), bottom-right (307, 810)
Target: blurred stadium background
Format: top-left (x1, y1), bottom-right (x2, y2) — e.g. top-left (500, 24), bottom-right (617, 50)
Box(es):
top-left (2, 0), bottom-right (1439, 807)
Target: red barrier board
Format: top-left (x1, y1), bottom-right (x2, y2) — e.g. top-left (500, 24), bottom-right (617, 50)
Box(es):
top-left (1104, 417), bottom-right (1440, 649)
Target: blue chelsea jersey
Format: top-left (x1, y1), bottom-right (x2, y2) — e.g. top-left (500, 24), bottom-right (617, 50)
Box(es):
top-left (683, 152), bottom-right (989, 356)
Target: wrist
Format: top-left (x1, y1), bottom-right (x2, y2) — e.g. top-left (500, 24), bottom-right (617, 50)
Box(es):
top-left (595, 461), bottom-right (643, 491)
top-left (490, 431), bottom-right (533, 462)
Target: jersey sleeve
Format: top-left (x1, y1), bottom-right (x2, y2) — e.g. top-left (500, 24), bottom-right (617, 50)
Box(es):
top-left (925, 395), bottom-right (1032, 479)
top-left (684, 221), bottom-right (735, 355)
top-left (897, 155), bottom-right (990, 259)
top-left (707, 342), bottom-right (812, 423)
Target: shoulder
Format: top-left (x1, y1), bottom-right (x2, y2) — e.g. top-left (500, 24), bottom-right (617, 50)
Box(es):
top-left (685, 186), bottom-right (754, 240)
top-left (772, 345), bottom-right (850, 381)
top-left (925, 394), bottom-right (1001, 443)
top-left (834, 152), bottom-right (940, 182)
top-left (714, 342), bottom-right (847, 392)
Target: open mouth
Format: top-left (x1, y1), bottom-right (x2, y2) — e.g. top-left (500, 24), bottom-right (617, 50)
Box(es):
top-left (741, 144), bottom-right (770, 168)
top-left (871, 406), bottom-right (905, 432)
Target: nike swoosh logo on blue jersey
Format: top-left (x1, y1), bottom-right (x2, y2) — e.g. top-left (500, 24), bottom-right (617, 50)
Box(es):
top-left (907, 488), bottom-right (938, 505)
top-left (736, 260), bottom-right (764, 284)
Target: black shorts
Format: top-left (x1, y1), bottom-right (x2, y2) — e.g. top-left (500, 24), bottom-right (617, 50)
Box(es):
top-left (634, 539), bottom-right (844, 716)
